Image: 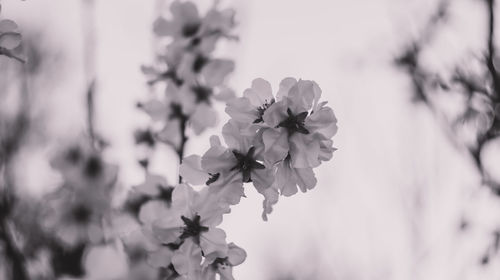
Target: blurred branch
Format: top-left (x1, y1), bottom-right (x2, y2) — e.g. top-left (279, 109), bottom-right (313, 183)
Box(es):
top-left (395, 0), bottom-right (500, 192)
top-left (0, 64), bottom-right (32, 280)
top-left (81, 0), bottom-right (98, 148)
top-left (86, 80), bottom-right (96, 145)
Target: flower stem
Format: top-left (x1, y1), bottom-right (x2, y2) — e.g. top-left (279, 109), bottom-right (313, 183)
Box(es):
top-left (176, 112), bottom-right (188, 184)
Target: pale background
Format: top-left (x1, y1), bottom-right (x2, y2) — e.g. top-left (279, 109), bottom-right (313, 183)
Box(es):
top-left (3, 0), bottom-right (500, 279)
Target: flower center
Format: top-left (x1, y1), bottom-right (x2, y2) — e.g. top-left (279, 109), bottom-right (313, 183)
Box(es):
top-left (191, 85), bottom-right (213, 104)
top-left (192, 55), bottom-right (208, 73)
top-left (230, 146), bottom-right (265, 183)
top-left (83, 155), bottom-right (103, 178)
top-left (66, 147), bottom-right (82, 164)
top-left (277, 108), bottom-right (310, 135)
top-left (180, 214), bottom-right (208, 245)
top-left (206, 173), bottom-right (220, 185)
top-left (182, 22), bottom-right (200, 38)
top-left (158, 185), bottom-right (174, 204)
top-left (71, 204), bottom-right (92, 224)
top-left (253, 99), bottom-right (275, 123)
top-left (211, 257), bottom-right (230, 270)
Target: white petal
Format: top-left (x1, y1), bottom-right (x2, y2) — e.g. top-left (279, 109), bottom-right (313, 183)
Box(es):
top-left (306, 104), bottom-right (338, 138)
top-left (290, 134), bottom-right (320, 168)
top-left (202, 59), bottom-right (234, 87)
top-left (153, 17), bottom-right (175, 36)
top-left (0, 32), bottom-right (21, 50)
top-left (252, 168), bottom-right (274, 193)
top-left (84, 244), bottom-right (128, 279)
top-left (134, 173), bottom-right (167, 196)
top-left (227, 243), bottom-right (247, 266)
top-left (262, 128), bottom-right (289, 164)
top-left (208, 174), bottom-right (245, 206)
top-left (225, 97), bottom-right (258, 124)
top-left (287, 80), bottom-right (317, 112)
top-left (139, 99), bottom-right (168, 122)
top-left (275, 160), bottom-right (298, 197)
top-left (0, 19), bottom-right (17, 33)
top-left (139, 200), bottom-right (170, 225)
top-left (156, 120), bottom-right (182, 148)
top-left (243, 78), bottom-right (273, 107)
top-left (171, 1), bottom-right (200, 25)
top-left (214, 87), bottom-right (236, 101)
top-left (200, 228), bottom-right (228, 256)
top-left (262, 101), bottom-right (288, 128)
top-left (172, 241), bottom-right (203, 278)
top-left (261, 186), bottom-right (279, 221)
top-left (191, 104), bottom-right (217, 135)
top-left (148, 247), bottom-right (174, 268)
top-left (179, 155), bottom-right (209, 185)
top-left (276, 77), bottom-right (297, 101)
top-left (201, 145), bottom-right (235, 174)
top-left (294, 167), bottom-right (317, 193)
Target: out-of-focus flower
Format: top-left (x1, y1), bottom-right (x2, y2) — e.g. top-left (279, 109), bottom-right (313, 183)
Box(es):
top-left (42, 186), bottom-right (111, 247)
top-left (201, 242), bottom-right (246, 280)
top-left (124, 173), bottom-right (174, 219)
top-left (154, 0), bottom-right (236, 54)
top-left (50, 142), bottom-right (118, 192)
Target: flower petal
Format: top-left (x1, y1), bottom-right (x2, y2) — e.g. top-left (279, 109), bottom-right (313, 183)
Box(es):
top-left (275, 160), bottom-right (298, 197)
top-left (179, 155), bottom-right (209, 185)
top-left (227, 243), bottom-right (247, 266)
top-left (243, 78), bottom-right (273, 107)
top-left (294, 167), bottom-right (317, 193)
top-left (262, 128), bottom-right (289, 165)
top-left (261, 186), bottom-right (279, 221)
top-left (147, 247), bottom-right (174, 268)
top-left (262, 101), bottom-right (288, 128)
top-left (208, 173), bottom-right (245, 206)
top-left (276, 77), bottom-right (297, 100)
top-left (191, 104), bottom-right (217, 135)
top-left (0, 19), bottom-right (17, 33)
top-left (0, 32), bottom-right (21, 50)
top-left (156, 119), bottom-right (182, 148)
top-left (139, 200), bottom-right (170, 225)
top-left (252, 167), bottom-right (274, 193)
top-left (200, 228), bottom-right (228, 256)
top-left (134, 173), bottom-right (167, 196)
top-left (289, 134), bottom-right (320, 168)
top-left (226, 97), bottom-right (259, 124)
top-left (202, 59), bottom-right (234, 87)
top-left (306, 103), bottom-right (338, 139)
top-left (172, 241), bottom-right (203, 278)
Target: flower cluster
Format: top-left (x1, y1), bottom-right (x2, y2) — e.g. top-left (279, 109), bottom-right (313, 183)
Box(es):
top-left (134, 77), bottom-right (337, 277)
top-left (138, 0), bottom-right (236, 151)
top-left (182, 77), bottom-right (338, 220)
top-left (0, 1), bottom-right (339, 279)
top-left (45, 140), bottom-right (118, 246)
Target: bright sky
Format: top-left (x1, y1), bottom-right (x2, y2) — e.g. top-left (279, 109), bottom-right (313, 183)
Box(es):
top-left (4, 0), bottom-right (500, 279)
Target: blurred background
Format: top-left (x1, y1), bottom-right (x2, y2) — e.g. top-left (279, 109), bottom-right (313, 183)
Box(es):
top-left (2, 0), bottom-right (500, 279)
